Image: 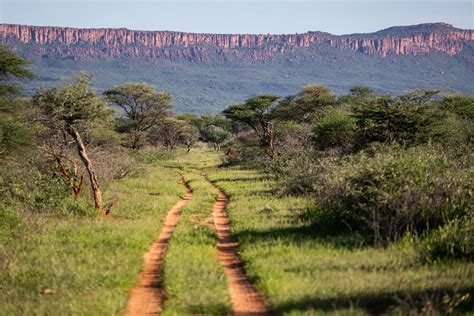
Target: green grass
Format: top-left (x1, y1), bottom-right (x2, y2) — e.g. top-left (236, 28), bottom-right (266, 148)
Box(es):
top-left (161, 147), bottom-right (231, 314)
top-left (162, 172), bottom-right (231, 315)
top-left (207, 166), bottom-right (474, 315)
top-left (0, 164), bottom-right (183, 315)
top-left (1, 147), bottom-right (473, 315)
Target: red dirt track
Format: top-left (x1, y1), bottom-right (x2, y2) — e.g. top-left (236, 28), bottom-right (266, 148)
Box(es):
top-left (123, 176), bottom-right (192, 315)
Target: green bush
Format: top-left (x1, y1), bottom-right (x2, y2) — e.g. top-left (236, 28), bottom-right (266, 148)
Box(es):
top-left (312, 107), bottom-right (356, 151)
top-left (132, 147), bottom-right (176, 164)
top-left (272, 152), bottom-right (321, 195)
top-left (419, 217), bottom-right (474, 261)
top-left (310, 145), bottom-right (473, 245)
top-left (351, 91), bottom-right (437, 149)
top-left (0, 159), bottom-right (91, 216)
top-left (437, 95), bottom-right (474, 121)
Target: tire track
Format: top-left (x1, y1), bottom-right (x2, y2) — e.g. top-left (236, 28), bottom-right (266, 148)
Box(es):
top-left (124, 175), bottom-right (192, 316)
top-left (207, 178), bottom-right (269, 316)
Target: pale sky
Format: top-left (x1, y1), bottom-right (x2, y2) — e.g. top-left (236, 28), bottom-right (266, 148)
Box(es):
top-left (1, 0), bottom-right (472, 34)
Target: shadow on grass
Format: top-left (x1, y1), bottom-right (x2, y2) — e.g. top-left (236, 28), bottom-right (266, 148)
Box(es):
top-left (235, 223), bottom-right (367, 249)
top-left (273, 286), bottom-right (474, 315)
top-left (248, 188), bottom-right (277, 196)
top-left (185, 303), bottom-right (230, 315)
top-left (211, 176), bottom-right (271, 183)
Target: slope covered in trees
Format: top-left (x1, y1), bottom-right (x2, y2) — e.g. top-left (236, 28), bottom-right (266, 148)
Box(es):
top-left (1, 23), bottom-right (473, 113)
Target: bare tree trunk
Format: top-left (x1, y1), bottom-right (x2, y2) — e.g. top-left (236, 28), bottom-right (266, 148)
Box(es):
top-left (66, 124), bottom-right (104, 214)
top-left (266, 123), bottom-right (276, 158)
top-left (131, 131), bottom-right (140, 150)
top-left (56, 157), bottom-right (84, 199)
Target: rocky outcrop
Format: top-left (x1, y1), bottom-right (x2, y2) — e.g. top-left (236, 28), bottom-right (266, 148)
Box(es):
top-left (0, 23), bottom-right (472, 62)
top-left (331, 30), bottom-right (474, 57)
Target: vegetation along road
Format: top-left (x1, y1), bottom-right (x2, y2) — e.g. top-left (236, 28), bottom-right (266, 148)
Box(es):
top-left (2, 147), bottom-right (472, 315)
top-left (1, 45), bottom-right (473, 315)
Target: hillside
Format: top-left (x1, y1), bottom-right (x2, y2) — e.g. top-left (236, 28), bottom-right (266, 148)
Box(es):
top-left (1, 23), bottom-right (473, 113)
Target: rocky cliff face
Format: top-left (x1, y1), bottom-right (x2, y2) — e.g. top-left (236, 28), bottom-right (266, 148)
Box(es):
top-left (1, 23), bottom-right (472, 62)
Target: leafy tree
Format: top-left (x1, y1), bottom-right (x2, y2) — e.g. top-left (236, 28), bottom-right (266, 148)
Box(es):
top-left (437, 95), bottom-right (474, 121)
top-left (312, 107), bottom-right (356, 151)
top-left (349, 86), bottom-right (374, 97)
top-left (352, 90), bottom-right (438, 148)
top-left (0, 45), bottom-right (35, 159)
top-left (175, 113), bottom-right (198, 123)
top-left (0, 45), bottom-right (35, 96)
top-left (429, 95), bottom-right (474, 147)
top-left (180, 124), bottom-right (200, 152)
top-left (201, 125), bottom-right (232, 151)
top-left (104, 83), bottom-right (173, 149)
top-left (273, 84), bottom-right (336, 123)
top-left (152, 118), bottom-right (185, 150)
top-left (34, 72), bottom-right (112, 214)
top-left (224, 95), bottom-right (279, 157)
top-left (193, 114), bottom-right (233, 133)
top-left (148, 116), bottom-right (200, 151)
top-left (338, 86), bottom-right (375, 106)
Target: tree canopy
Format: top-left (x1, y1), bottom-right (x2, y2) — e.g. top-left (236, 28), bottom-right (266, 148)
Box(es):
top-left (104, 83), bottom-right (173, 149)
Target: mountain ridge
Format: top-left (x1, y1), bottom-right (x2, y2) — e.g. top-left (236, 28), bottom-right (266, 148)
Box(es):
top-left (1, 22), bottom-right (472, 113)
top-left (1, 22), bottom-right (473, 62)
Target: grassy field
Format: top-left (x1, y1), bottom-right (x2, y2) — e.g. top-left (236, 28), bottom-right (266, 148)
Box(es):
top-left (161, 149), bottom-right (231, 314)
top-left (1, 147), bottom-right (473, 315)
top-left (207, 166), bottom-right (474, 315)
top-left (0, 164), bottom-right (183, 315)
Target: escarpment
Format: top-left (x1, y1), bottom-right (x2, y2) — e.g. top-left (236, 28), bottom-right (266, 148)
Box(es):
top-left (1, 23), bottom-right (472, 62)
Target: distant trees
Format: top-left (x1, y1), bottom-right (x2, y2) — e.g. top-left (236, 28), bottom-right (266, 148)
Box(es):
top-left (221, 87), bottom-right (339, 158)
top-left (104, 83), bottom-right (173, 149)
top-left (273, 84), bottom-right (336, 123)
top-left (221, 83), bottom-right (474, 258)
top-left (193, 114), bottom-right (233, 151)
top-left (180, 124), bottom-right (200, 152)
top-left (0, 46), bottom-right (35, 159)
top-left (34, 73), bottom-right (112, 214)
top-left (224, 95), bottom-right (279, 157)
top-left (352, 90), bottom-right (438, 148)
top-left (149, 117), bottom-right (197, 151)
top-left (2, 46), bottom-right (210, 217)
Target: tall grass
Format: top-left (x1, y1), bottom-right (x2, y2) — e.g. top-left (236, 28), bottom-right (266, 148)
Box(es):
top-left (208, 165), bottom-right (474, 314)
top-left (0, 164), bottom-right (182, 315)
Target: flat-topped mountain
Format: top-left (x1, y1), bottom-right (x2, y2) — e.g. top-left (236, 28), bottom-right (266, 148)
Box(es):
top-left (1, 23), bottom-right (472, 113)
top-left (1, 23), bottom-right (472, 62)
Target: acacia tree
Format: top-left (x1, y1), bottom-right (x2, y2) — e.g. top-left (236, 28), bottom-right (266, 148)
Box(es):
top-left (352, 90), bottom-right (439, 148)
top-left (39, 129), bottom-right (85, 199)
top-left (223, 95), bottom-right (279, 158)
top-left (202, 125), bottom-right (232, 151)
top-left (273, 84), bottom-right (336, 123)
top-left (0, 45), bottom-right (35, 158)
top-left (104, 83), bottom-right (172, 149)
top-left (147, 117), bottom-right (199, 151)
top-left (154, 118), bottom-right (185, 150)
top-left (179, 123), bottom-right (200, 152)
top-left (34, 73), bottom-right (111, 214)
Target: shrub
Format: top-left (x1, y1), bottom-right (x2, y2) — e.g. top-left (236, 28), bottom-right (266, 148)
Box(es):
top-left (1, 159), bottom-right (74, 215)
top-left (352, 91), bottom-right (437, 149)
top-left (133, 146), bottom-right (176, 164)
top-left (90, 147), bottom-right (137, 181)
top-left (312, 107), bottom-right (356, 151)
top-left (311, 145), bottom-right (473, 245)
top-left (419, 217), bottom-right (474, 261)
top-left (272, 152), bottom-right (321, 195)
top-left (437, 95), bottom-right (474, 121)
